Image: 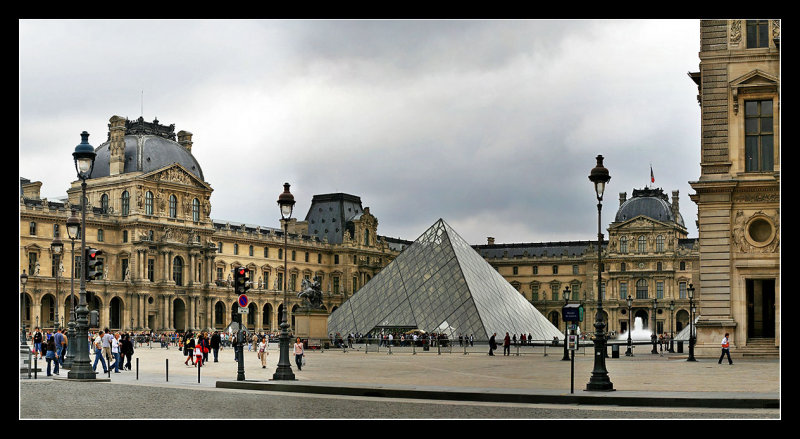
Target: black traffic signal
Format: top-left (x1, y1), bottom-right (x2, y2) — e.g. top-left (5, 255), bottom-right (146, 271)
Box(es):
top-left (234, 266), bottom-right (250, 295)
top-left (86, 248), bottom-right (104, 281)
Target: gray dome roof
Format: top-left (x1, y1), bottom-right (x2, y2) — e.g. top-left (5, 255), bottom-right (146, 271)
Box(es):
top-left (90, 134), bottom-right (204, 181)
top-left (614, 188), bottom-right (684, 227)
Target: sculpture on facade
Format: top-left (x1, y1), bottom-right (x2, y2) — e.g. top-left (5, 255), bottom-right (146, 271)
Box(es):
top-left (298, 277), bottom-right (324, 309)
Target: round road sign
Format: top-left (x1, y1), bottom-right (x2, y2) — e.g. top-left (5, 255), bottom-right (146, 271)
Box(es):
top-left (238, 294), bottom-right (248, 307)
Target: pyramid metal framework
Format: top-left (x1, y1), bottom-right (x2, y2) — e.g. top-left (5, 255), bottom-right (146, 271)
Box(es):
top-left (327, 219), bottom-right (564, 341)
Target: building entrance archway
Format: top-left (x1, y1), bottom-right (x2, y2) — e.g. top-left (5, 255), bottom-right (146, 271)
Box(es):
top-left (173, 298), bottom-right (186, 332)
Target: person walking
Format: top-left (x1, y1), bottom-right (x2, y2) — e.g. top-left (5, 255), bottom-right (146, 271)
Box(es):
top-left (258, 336), bottom-right (269, 368)
top-left (503, 332), bottom-right (511, 356)
top-left (488, 333), bottom-right (497, 356)
top-left (92, 331), bottom-right (108, 373)
top-left (201, 332), bottom-right (210, 364)
top-left (184, 333), bottom-right (195, 366)
top-left (101, 328), bottom-right (114, 367)
top-left (120, 333), bottom-right (134, 370)
top-left (718, 332), bottom-right (733, 365)
top-left (293, 337), bottom-right (304, 371)
top-left (33, 327), bottom-right (43, 360)
top-left (210, 331), bottom-right (221, 362)
top-left (109, 333), bottom-right (121, 373)
top-left (44, 336), bottom-right (59, 376)
top-left (194, 333), bottom-right (205, 367)
top-left (53, 328), bottom-right (66, 366)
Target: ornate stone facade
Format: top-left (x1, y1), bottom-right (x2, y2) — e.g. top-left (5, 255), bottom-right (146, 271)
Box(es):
top-left (19, 116), bottom-right (407, 335)
top-left (688, 19), bottom-right (780, 356)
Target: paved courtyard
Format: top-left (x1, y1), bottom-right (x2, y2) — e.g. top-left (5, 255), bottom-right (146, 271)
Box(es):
top-left (21, 341), bottom-right (779, 393)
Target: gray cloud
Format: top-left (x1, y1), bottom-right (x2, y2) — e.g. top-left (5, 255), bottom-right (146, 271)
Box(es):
top-left (19, 19), bottom-right (701, 245)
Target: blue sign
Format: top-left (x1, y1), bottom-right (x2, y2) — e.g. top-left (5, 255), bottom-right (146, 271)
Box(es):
top-left (563, 304), bottom-right (583, 322)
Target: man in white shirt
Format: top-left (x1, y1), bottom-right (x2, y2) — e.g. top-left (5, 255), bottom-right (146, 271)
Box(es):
top-left (718, 332), bottom-right (733, 365)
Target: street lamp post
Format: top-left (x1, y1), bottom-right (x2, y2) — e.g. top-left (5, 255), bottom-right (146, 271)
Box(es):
top-left (51, 235), bottom-right (64, 332)
top-left (669, 300), bottom-right (675, 353)
top-left (273, 182), bottom-right (296, 381)
top-left (625, 295), bottom-right (633, 356)
top-left (651, 297), bottom-right (659, 354)
top-left (562, 286), bottom-right (571, 361)
top-left (67, 131), bottom-right (98, 380)
top-left (586, 155), bottom-right (614, 391)
top-left (687, 283), bottom-right (696, 362)
top-left (20, 271), bottom-right (29, 347)
top-left (63, 210), bottom-right (80, 369)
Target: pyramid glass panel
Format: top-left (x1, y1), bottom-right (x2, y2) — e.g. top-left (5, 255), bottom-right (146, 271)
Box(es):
top-left (327, 219), bottom-right (564, 341)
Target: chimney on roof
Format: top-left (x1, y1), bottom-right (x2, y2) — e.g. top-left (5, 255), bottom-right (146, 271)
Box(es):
top-left (487, 237), bottom-right (495, 245)
top-left (671, 190), bottom-right (680, 218)
top-left (178, 130), bottom-right (193, 152)
top-left (108, 115), bottom-right (126, 176)
top-left (619, 192), bottom-right (627, 206)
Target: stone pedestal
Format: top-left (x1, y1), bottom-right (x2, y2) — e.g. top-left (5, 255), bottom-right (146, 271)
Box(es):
top-left (294, 308), bottom-right (328, 348)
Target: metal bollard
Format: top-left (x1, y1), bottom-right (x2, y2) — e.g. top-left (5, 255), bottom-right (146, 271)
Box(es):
top-left (197, 359), bottom-right (201, 383)
top-left (166, 358), bottom-right (169, 382)
top-left (136, 358), bottom-right (139, 380)
top-left (34, 356), bottom-right (38, 379)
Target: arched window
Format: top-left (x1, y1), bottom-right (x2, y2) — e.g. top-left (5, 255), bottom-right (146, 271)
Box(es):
top-left (121, 191), bottom-right (130, 216)
top-left (192, 198), bottom-right (200, 222)
top-left (173, 256), bottom-right (184, 286)
top-left (364, 229), bottom-right (370, 246)
top-left (169, 195), bottom-right (177, 218)
top-left (100, 194), bottom-right (109, 214)
top-left (145, 191), bottom-right (154, 215)
top-left (619, 236), bottom-right (628, 253)
top-left (656, 235), bottom-right (664, 252)
top-left (636, 279), bottom-right (648, 299)
top-left (638, 235), bottom-right (646, 253)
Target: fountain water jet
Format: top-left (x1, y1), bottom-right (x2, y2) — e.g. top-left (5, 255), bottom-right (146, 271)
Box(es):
top-left (617, 316), bottom-right (654, 341)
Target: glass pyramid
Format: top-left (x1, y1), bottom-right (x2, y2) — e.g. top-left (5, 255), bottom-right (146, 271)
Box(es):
top-left (327, 219), bottom-right (564, 341)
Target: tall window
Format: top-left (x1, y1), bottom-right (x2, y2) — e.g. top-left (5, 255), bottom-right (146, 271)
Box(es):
top-left (121, 191), bottom-right (130, 216)
top-left (97, 229), bottom-right (104, 242)
top-left (100, 194), bottom-right (109, 214)
top-left (552, 265), bottom-right (558, 274)
top-left (620, 282), bottom-right (628, 300)
top-left (192, 198), bottom-right (200, 222)
top-left (679, 282), bottom-right (687, 299)
top-left (249, 245), bottom-right (254, 257)
top-left (656, 235), bottom-right (664, 252)
top-left (289, 273), bottom-right (297, 291)
top-left (333, 276), bottom-right (340, 294)
top-left (145, 191), bottom-right (154, 215)
top-left (531, 283), bottom-right (539, 301)
top-left (636, 279), bottom-right (648, 299)
top-left (148, 259), bottom-right (155, 282)
top-left (218, 242), bottom-right (223, 253)
top-left (173, 256), bottom-right (184, 286)
top-left (234, 244), bottom-right (238, 255)
top-left (619, 236), bottom-right (627, 253)
top-left (28, 252), bottom-right (38, 276)
top-left (364, 229), bottom-right (370, 246)
top-left (638, 236), bottom-right (646, 253)
top-left (169, 195), bottom-right (177, 218)
top-left (30, 221), bottom-right (36, 235)
top-left (745, 99), bottom-right (774, 172)
top-left (746, 20), bottom-right (769, 48)
top-left (656, 281), bottom-right (664, 299)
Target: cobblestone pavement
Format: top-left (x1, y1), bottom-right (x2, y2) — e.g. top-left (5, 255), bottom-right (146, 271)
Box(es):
top-left (19, 342), bottom-right (781, 419)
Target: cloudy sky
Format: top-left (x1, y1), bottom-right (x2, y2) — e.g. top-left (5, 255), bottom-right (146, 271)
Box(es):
top-left (19, 19), bottom-right (702, 245)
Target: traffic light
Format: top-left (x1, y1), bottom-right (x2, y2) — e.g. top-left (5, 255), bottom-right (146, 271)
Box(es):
top-left (234, 266), bottom-right (250, 295)
top-left (85, 248), bottom-right (104, 281)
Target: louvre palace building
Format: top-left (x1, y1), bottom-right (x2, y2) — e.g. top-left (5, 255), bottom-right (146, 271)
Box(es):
top-left (19, 20), bottom-right (778, 357)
